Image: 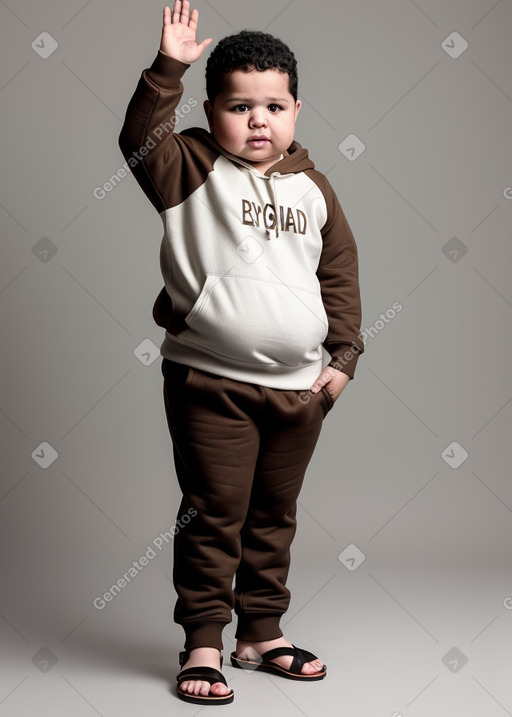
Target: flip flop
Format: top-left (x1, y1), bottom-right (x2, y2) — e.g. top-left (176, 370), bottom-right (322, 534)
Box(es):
top-left (176, 650), bottom-right (234, 705)
top-left (230, 643), bottom-right (327, 681)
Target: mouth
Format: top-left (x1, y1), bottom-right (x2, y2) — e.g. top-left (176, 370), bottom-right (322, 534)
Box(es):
top-left (248, 136), bottom-right (270, 147)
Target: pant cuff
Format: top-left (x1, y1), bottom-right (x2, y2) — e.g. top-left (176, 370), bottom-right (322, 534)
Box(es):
top-left (182, 622), bottom-right (227, 651)
top-left (235, 614), bottom-right (284, 642)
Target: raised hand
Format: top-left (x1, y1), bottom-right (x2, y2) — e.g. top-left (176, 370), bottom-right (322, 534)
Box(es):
top-left (160, 1), bottom-right (213, 63)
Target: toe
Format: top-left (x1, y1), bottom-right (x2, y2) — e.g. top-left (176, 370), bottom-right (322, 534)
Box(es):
top-left (180, 679), bottom-right (229, 697)
top-left (178, 679), bottom-right (192, 694)
top-left (302, 659), bottom-right (323, 674)
top-left (198, 680), bottom-right (212, 696)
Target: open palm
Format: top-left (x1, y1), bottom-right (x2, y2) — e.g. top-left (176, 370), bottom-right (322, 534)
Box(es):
top-left (160, 1), bottom-right (212, 64)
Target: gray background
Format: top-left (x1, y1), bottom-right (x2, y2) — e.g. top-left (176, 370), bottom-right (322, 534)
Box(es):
top-left (1, 0), bottom-right (511, 715)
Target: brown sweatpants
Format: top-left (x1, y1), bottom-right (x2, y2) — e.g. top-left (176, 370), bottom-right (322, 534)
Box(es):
top-left (161, 357), bottom-right (334, 651)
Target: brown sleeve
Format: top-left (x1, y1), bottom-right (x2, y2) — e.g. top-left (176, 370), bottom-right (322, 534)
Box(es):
top-left (118, 50), bottom-right (217, 212)
top-left (307, 170), bottom-right (364, 379)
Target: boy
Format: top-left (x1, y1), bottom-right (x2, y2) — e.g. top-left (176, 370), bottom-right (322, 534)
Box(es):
top-left (118, 1), bottom-right (363, 705)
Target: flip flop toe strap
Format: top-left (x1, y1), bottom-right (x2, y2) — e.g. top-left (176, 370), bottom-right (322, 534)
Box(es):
top-left (261, 644), bottom-right (320, 674)
top-left (289, 645), bottom-right (320, 674)
top-left (177, 666), bottom-right (228, 688)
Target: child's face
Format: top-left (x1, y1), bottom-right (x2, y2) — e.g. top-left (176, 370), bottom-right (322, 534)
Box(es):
top-left (204, 68), bottom-right (301, 174)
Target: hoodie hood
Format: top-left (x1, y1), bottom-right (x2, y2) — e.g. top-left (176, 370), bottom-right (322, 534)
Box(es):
top-left (182, 127), bottom-right (315, 175)
top-left (182, 128), bottom-right (315, 237)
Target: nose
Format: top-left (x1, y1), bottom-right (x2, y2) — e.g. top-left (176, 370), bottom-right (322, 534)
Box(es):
top-left (249, 108), bottom-right (268, 127)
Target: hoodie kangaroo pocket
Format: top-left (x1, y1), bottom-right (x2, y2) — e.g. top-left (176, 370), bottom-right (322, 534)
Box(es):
top-left (179, 273), bottom-right (329, 367)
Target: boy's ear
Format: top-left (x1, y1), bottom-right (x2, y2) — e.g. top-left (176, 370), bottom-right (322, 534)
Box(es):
top-left (203, 100), bottom-right (214, 132)
top-left (294, 99), bottom-right (302, 119)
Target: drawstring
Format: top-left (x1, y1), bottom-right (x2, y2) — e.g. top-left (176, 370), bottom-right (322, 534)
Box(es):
top-left (265, 172), bottom-right (279, 239)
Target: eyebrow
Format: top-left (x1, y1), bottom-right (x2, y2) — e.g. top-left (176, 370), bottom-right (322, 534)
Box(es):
top-left (222, 97), bottom-right (290, 104)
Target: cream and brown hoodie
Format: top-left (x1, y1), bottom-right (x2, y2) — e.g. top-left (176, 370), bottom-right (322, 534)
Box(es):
top-left (118, 50), bottom-right (363, 390)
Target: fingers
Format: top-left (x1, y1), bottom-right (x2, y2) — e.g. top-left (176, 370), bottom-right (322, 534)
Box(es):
top-left (171, 0), bottom-right (194, 25)
top-left (162, 1), bottom-right (212, 61)
top-left (198, 36), bottom-right (214, 52)
top-left (188, 7), bottom-right (198, 29)
top-left (310, 368), bottom-right (334, 394)
top-left (172, 0), bottom-right (182, 24)
top-left (178, 0), bottom-right (189, 21)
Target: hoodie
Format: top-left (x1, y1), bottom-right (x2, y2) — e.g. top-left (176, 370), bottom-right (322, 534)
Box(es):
top-left (118, 50), bottom-right (363, 390)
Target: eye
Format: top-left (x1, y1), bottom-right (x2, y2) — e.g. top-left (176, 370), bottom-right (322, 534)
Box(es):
top-left (268, 104), bottom-right (283, 113)
top-left (231, 104), bottom-right (249, 112)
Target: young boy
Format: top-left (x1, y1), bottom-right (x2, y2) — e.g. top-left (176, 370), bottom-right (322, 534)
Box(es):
top-left (118, 1), bottom-right (363, 705)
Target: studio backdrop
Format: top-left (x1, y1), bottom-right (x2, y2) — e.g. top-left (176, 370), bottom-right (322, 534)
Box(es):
top-left (1, 1), bottom-right (511, 715)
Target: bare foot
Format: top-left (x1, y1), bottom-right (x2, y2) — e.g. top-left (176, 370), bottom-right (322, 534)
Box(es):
top-left (178, 646), bottom-right (231, 698)
top-left (235, 636), bottom-right (325, 675)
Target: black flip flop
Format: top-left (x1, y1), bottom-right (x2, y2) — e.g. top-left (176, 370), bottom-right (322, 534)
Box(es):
top-left (230, 643), bottom-right (327, 681)
top-left (176, 650), bottom-right (234, 705)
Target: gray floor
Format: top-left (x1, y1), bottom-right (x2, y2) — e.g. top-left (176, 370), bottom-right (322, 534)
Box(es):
top-left (2, 542), bottom-right (512, 715)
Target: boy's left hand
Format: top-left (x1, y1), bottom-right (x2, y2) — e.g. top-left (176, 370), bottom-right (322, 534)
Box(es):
top-left (310, 365), bottom-right (350, 402)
